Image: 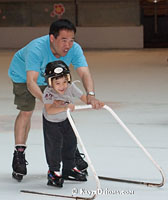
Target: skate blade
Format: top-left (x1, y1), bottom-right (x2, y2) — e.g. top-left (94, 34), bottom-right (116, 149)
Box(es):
top-left (63, 176), bottom-right (87, 182)
top-left (81, 169), bottom-right (88, 176)
top-left (47, 179), bottom-right (64, 188)
top-left (12, 172), bottom-right (23, 182)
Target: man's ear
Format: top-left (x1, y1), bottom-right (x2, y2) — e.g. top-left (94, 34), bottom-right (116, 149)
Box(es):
top-left (50, 34), bottom-right (55, 43)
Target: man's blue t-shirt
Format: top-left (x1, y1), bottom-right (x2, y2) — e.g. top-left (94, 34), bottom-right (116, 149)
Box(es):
top-left (8, 35), bottom-right (88, 85)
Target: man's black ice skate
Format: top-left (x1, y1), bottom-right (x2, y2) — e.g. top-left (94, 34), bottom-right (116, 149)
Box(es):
top-left (47, 170), bottom-right (64, 187)
top-left (62, 167), bottom-right (87, 181)
top-left (75, 149), bottom-right (88, 175)
top-left (12, 149), bottom-right (28, 182)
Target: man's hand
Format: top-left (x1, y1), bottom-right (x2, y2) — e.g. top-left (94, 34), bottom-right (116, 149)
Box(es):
top-left (87, 95), bottom-right (104, 109)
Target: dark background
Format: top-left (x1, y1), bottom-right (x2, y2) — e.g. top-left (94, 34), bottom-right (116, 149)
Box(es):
top-left (0, 0), bottom-right (168, 48)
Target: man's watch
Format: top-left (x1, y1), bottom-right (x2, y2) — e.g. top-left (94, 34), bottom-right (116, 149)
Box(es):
top-left (87, 91), bottom-right (95, 96)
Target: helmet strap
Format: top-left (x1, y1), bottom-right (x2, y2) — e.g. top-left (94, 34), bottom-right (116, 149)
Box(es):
top-left (48, 78), bottom-right (52, 87)
top-left (67, 74), bottom-right (71, 83)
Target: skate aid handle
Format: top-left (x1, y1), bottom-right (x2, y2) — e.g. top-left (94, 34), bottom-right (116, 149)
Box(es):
top-left (74, 105), bottom-right (93, 110)
top-left (74, 104), bottom-right (106, 110)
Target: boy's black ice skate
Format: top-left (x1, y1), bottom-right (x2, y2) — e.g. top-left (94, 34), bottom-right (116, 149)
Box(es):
top-left (47, 170), bottom-right (64, 187)
top-left (12, 147), bottom-right (28, 182)
top-left (75, 149), bottom-right (88, 175)
top-left (62, 167), bottom-right (87, 181)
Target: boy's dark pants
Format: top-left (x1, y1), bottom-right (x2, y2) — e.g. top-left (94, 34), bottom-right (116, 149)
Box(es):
top-left (43, 116), bottom-right (77, 172)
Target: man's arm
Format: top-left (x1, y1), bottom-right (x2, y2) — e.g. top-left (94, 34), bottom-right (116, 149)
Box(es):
top-left (26, 71), bottom-right (43, 102)
top-left (76, 66), bottom-right (95, 93)
top-left (76, 66), bottom-right (104, 109)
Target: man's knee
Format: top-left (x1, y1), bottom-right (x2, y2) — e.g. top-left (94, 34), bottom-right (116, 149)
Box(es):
top-left (18, 110), bottom-right (33, 120)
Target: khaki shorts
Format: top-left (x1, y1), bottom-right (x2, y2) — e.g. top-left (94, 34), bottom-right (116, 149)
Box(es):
top-left (13, 82), bottom-right (46, 111)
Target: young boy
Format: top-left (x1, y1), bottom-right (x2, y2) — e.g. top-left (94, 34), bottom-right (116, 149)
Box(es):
top-left (43, 60), bottom-right (88, 187)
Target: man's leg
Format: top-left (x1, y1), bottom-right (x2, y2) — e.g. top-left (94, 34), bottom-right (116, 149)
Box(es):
top-left (14, 111), bottom-right (33, 144)
top-left (75, 148), bottom-right (88, 175)
top-left (12, 82), bottom-right (36, 181)
top-left (12, 110), bottom-right (33, 181)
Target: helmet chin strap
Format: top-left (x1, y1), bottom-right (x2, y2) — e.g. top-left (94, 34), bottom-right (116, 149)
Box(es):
top-left (67, 74), bottom-right (71, 83)
top-left (48, 78), bottom-right (52, 87)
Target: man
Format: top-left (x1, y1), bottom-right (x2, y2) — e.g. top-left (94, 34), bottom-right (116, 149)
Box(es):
top-left (8, 19), bottom-right (103, 181)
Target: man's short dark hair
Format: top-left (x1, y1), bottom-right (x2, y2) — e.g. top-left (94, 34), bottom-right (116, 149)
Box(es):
top-left (49, 19), bottom-right (76, 38)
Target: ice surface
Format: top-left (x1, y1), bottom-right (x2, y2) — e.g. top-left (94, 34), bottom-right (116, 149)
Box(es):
top-left (0, 49), bottom-right (168, 200)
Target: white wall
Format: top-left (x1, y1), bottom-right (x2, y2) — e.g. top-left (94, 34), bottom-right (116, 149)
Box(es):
top-left (0, 26), bottom-right (143, 49)
top-left (76, 26), bottom-right (143, 49)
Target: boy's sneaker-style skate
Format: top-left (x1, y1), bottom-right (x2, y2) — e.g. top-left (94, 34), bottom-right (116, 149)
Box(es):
top-left (12, 146), bottom-right (28, 182)
top-left (47, 170), bottom-right (64, 187)
top-left (75, 149), bottom-right (88, 175)
top-left (62, 167), bottom-right (87, 181)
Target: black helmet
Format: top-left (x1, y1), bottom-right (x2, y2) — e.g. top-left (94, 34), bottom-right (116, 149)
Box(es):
top-left (44, 60), bottom-right (71, 86)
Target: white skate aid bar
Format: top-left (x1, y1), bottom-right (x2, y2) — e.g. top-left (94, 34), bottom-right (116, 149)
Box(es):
top-left (20, 104), bottom-right (165, 200)
top-left (67, 104), bottom-right (165, 188)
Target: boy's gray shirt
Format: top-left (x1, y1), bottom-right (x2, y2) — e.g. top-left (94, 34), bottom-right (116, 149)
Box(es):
top-left (43, 82), bottom-right (83, 122)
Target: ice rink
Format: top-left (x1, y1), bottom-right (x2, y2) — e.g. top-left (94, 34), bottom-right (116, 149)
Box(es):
top-left (0, 48), bottom-right (168, 200)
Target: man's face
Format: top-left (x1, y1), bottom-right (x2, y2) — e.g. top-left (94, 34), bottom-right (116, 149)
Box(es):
top-left (50, 29), bottom-right (75, 58)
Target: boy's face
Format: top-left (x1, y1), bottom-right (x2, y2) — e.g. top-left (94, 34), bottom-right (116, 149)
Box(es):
top-left (50, 29), bottom-right (75, 58)
top-left (52, 76), bottom-right (68, 95)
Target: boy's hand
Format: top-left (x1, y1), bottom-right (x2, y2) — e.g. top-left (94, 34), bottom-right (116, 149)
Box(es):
top-left (54, 100), bottom-right (65, 106)
top-left (67, 103), bottom-right (75, 112)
